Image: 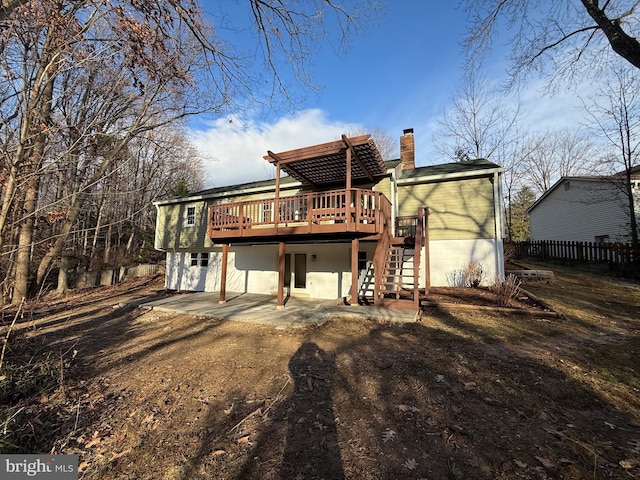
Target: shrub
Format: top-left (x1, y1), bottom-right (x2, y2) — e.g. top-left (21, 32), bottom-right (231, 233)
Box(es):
top-left (489, 274), bottom-right (521, 307)
top-left (462, 261), bottom-right (485, 288)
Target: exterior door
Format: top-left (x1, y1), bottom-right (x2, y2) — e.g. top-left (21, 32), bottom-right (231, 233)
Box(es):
top-left (284, 253), bottom-right (307, 292)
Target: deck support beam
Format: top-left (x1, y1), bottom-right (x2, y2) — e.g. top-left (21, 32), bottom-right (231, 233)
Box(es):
top-left (277, 241), bottom-right (286, 309)
top-left (219, 243), bottom-right (229, 304)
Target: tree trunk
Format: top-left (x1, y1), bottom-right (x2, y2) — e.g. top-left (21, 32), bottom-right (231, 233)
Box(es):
top-left (103, 222), bottom-right (112, 266)
top-left (13, 179), bottom-right (39, 303)
top-left (89, 200), bottom-right (105, 271)
top-left (56, 253), bottom-right (70, 294)
top-left (10, 19), bottom-right (56, 303)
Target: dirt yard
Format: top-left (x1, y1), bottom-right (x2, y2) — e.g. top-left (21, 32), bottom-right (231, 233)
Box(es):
top-left (1, 263), bottom-right (640, 479)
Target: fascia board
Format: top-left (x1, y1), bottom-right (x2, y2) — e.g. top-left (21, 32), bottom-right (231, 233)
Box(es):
top-left (153, 180), bottom-right (302, 206)
top-left (396, 167), bottom-right (503, 185)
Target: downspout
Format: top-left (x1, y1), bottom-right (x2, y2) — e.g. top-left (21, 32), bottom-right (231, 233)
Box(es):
top-left (390, 168), bottom-right (397, 237)
top-left (493, 171), bottom-right (505, 279)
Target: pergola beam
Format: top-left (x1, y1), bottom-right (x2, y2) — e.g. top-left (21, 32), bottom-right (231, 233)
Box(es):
top-left (263, 133), bottom-right (385, 187)
top-left (342, 134), bottom-right (375, 182)
top-left (263, 134), bottom-right (372, 165)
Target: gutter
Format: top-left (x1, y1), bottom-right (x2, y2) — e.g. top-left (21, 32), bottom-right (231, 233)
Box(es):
top-left (396, 166), bottom-right (504, 185)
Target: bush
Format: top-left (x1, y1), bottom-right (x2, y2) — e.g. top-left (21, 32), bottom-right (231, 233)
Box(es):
top-left (489, 274), bottom-right (521, 307)
top-left (462, 262), bottom-right (485, 288)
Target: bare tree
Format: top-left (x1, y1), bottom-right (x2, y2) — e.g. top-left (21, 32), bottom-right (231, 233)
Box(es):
top-left (0, 0), bottom-right (375, 303)
top-left (434, 71), bottom-right (520, 161)
top-left (0, 0), bottom-right (26, 22)
top-left (463, 0), bottom-right (640, 87)
top-left (584, 65), bottom-right (640, 247)
top-left (347, 127), bottom-right (398, 161)
top-left (523, 128), bottom-right (600, 195)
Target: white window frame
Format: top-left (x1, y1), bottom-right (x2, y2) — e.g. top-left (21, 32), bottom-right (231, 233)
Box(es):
top-left (190, 252), bottom-right (209, 267)
top-left (184, 205), bottom-right (196, 227)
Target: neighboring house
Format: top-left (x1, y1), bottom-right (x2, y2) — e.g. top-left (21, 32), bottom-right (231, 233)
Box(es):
top-left (527, 172), bottom-right (640, 244)
top-left (154, 129), bottom-right (505, 309)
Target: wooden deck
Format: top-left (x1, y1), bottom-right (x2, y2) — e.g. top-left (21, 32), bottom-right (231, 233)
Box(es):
top-left (208, 188), bottom-right (391, 241)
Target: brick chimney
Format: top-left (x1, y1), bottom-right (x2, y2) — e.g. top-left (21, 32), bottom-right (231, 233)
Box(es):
top-left (400, 128), bottom-right (415, 170)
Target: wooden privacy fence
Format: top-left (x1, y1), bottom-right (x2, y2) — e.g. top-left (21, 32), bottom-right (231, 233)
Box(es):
top-left (72, 263), bottom-right (164, 289)
top-left (514, 240), bottom-right (637, 265)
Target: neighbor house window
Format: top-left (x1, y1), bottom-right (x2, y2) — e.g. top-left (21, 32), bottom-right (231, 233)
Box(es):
top-left (185, 205), bottom-right (196, 227)
top-left (190, 252), bottom-right (209, 267)
top-left (595, 235), bottom-right (610, 244)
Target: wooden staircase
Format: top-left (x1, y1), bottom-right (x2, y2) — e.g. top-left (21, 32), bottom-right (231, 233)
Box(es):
top-left (375, 239), bottom-right (420, 309)
top-left (369, 207), bottom-right (428, 311)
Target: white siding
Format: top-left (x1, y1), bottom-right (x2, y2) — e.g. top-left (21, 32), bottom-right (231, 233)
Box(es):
top-left (424, 239), bottom-right (504, 287)
top-left (165, 243), bottom-right (377, 300)
top-left (530, 179), bottom-right (631, 243)
top-left (165, 238), bottom-right (505, 298)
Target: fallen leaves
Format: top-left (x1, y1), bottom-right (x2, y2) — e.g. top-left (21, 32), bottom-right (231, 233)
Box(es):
top-left (403, 458), bottom-right (417, 470)
top-left (382, 429), bottom-right (396, 443)
top-left (620, 459), bottom-right (639, 469)
top-left (535, 456), bottom-right (554, 469)
top-left (396, 404), bottom-right (420, 413)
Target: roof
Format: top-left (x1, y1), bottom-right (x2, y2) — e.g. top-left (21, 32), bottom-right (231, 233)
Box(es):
top-left (264, 134), bottom-right (387, 186)
top-left (154, 155), bottom-right (501, 206)
top-left (397, 158), bottom-right (502, 182)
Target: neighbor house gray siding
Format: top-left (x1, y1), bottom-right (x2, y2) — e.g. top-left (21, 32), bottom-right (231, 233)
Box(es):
top-left (529, 178), bottom-right (633, 243)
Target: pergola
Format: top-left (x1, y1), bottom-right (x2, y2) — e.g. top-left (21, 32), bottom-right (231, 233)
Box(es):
top-left (218, 134), bottom-right (389, 308)
top-left (264, 133), bottom-right (387, 190)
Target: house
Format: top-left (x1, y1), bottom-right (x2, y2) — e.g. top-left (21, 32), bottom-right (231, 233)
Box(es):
top-left (154, 129), bottom-right (505, 309)
top-left (527, 172), bottom-right (640, 244)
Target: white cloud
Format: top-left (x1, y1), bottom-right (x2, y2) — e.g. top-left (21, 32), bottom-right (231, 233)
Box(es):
top-left (189, 109), bottom-right (360, 188)
top-left (517, 78), bottom-right (598, 133)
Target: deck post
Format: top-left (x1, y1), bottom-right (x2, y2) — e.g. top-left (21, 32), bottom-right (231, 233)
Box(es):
top-left (351, 238), bottom-right (359, 305)
top-left (346, 146), bottom-right (352, 231)
top-left (219, 243), bottom-right (229, 304)
top-left (277, 241), bottom-right (286, 309)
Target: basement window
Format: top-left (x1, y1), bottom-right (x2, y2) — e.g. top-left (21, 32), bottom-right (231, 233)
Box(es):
top-left (190, 252), bottom-right (209, 267)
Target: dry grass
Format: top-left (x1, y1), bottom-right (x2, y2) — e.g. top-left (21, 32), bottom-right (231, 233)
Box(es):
top-left (0, 269), bottom-right (639, 479)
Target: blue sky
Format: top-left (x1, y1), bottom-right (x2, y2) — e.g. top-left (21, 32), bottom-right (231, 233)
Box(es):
top-left (190, 1), bottom-right (591, 188)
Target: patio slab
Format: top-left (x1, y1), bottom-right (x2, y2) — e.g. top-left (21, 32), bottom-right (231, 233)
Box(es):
top-left (129, 291), bottom-right (418, 329)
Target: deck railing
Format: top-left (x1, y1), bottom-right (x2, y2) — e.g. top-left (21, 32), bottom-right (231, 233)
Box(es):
top-left (208, 188), bottom-right (391, 239)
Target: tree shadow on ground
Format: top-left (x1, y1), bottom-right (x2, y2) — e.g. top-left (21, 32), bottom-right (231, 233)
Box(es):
top-left (171, 306), bottom-right (640, 480)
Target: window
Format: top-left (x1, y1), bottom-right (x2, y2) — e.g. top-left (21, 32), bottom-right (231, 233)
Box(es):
top-left (185, 205), bottom-right (196, 227)
top-left (358, 251), bottom-right (368, 271)
top-left (563, 181), bottom-right (571, 191)
top-left (190, 252), bottom-right (209, 267)
top-left (595, 235), bottom-right (610, 244)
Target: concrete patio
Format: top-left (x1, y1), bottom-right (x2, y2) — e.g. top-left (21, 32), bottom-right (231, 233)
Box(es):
top-left (129, 291), bottom-right (419, 329)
